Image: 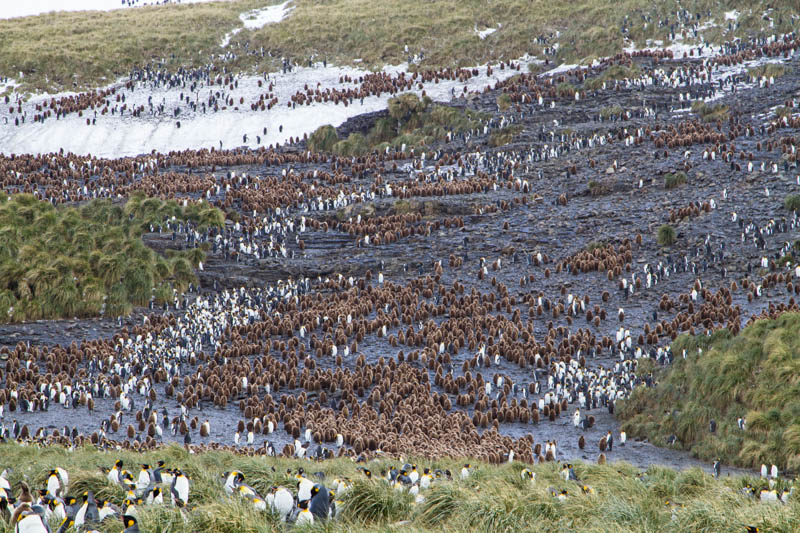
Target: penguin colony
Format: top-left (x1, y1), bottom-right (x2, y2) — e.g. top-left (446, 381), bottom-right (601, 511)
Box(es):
top-left (0, 458), bottom-right (794, 532)
top-left (2, 22), bottom-right (800, 482)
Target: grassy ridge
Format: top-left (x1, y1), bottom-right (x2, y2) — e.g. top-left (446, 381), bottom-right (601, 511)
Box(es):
top-left (309, 94), bottom-right (487, 156)
top-left (0, 193), bottom-right (223, 322)
top-left (0, 442), bottom-right (796, 532)
top-left (619, 312), bottom-right (800, 473)
top-left (0, 0), bottom-right (264, 92)
top-left (1, 0), bottom-right (797, 93)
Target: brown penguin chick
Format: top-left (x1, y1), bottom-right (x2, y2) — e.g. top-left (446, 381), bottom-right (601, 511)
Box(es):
top-left (10, 502), bottom-right (31, 525)
top-left (18, 481), bottom-right (33, 504)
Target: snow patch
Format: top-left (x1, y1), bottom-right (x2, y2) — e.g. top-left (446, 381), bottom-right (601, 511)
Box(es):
top-left (0, 58), bottom-right (537, 158)
top-left (540, 63), bottom-right (579, 77)
top-left (220, 28), bottom-right (242, 48)
top-left (475, 24), bottom-right (500, 40)
top-left (221, 1), bottom-right (293, 48)
top-left (0, 78), bottom-right (20, 95)
top-left (239, 0), bottom-right (293, 30)
top-left (0, 0), bottom-right (229, 20)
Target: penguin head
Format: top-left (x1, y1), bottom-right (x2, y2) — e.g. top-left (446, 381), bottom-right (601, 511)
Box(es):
top-left (115, 460), bottom-right (123, 468)
top-left (157, 460), bottom-right (165, 468)
top-left (123, 515), bottom-right (137, 529)
top-left (298, 499), bottom-right (310, 510)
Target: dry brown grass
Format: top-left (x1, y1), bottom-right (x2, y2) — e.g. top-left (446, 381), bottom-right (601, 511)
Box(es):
top-left (2, 0), bottom-right (796, 93)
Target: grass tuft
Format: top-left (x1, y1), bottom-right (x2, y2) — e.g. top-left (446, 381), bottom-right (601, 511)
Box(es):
top-left (664, 172), bottom-right (687, 190)
top-left (0, 193), bottom-right (222, 322)
top-left (657, 224), bottom-right (676, 246)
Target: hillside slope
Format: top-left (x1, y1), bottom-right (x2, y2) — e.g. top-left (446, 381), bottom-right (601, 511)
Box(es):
top-left (1, 0), bottom-right (797, 92)
top-left (620, 312), bottom-right (800, 473)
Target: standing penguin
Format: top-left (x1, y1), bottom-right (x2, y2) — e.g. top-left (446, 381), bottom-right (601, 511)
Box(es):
top-left (712, 460), bottom-right (720, 478)
top-left (308, 484), bottom-right (330, 521)
top-left (170, 470), bottom-right (190, 506)
top-left (74, 491), bottom-right (99, 529)
top-left (606, 430), bottom-right (614, 452)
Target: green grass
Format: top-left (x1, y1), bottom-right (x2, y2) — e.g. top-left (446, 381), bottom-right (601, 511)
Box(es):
top-left (311, 94), bottom-right (485, 156)
top-left (748, 63), bottom-right (786, 79)
top-left (784, 194), bottom-right (800, 212)
top-left (307, 124), bottom-right (339, 152)
top-left (0, 0), bottom-right (265, 92)
top-left (488, 125), bottom-right (522, 147)
top-left (619, 312), bottom-right (800, 472)
top-left (664, 172), bottom-right (687, 190)
top-left (0, 442), bottom-right (797, 533)
top-left (599, 105), bottom-right (624, 119)
top-left (584, 64), bottom-right (641, 91)
top-left (1, 0), bottom-right (796, 92)
top-left (496, 93), bottom-right (512, 111)
top-left (657, 225), bottom-right (676, 247)
top-left (691, 102), bottom-right (730, 123)
top-left (0, 193), bottom-right (222, 322)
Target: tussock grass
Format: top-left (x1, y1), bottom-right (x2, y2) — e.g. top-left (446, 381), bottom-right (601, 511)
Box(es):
top-left (308, 124), bottom-right (340, 152)
top-left (748, 63), bottom-right (786, 79)
top-left (343, 481), bottom-right (413, 524)
top-left (657, 224), bottom-right (676, 246)
top-left (0, 442), bottom-right (795, 532)
top-left (496, 93), bottom-right (512, 111)
top-left (584, 64), bottom-right (641, 90)
top-left (784, 194), bottom-right (800, 212)
top-left (488, 125), bottom-right (522, 147)
top-left (664, 171), bottom-right (687, 190)
top-left (599, 105), bottom-right (624, 119)
top-left (620, 313), bottom-right (800, 472)
top-left (3, 0), bottom-right (795, 92)
top-left (691, 101), bottom-right (730, 123)
top-left (312, 94), bottom-right (485, 156)
top-left (0, 0), bottom-right (265, 92)
top-left (0, 193), bottom-right (222, 323)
